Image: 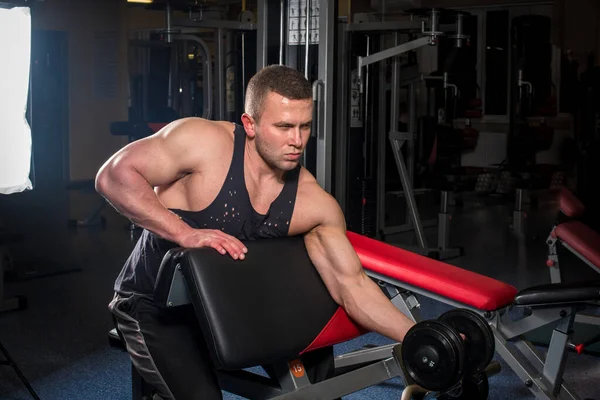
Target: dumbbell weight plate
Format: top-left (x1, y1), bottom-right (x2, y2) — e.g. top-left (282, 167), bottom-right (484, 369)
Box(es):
top-left (401, 320), bottom-right (466, 392)
top-left (438, 309), bottom-right (495, 376)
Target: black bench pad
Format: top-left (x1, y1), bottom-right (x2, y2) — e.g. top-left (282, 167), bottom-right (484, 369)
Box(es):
top-left (514, 281), bottom-right (600, 306)
top-left (154, 236), bottom-right (363, 371)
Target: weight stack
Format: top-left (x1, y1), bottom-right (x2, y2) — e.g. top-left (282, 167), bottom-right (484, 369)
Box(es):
top-left (512, 15), bottom-right (553, 117)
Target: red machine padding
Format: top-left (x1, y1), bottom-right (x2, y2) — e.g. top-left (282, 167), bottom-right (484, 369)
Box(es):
top-left (347, 232), bottom-right (518, 311)
top-left (553, 221), bottom-right (600, 267)
top-left (148, 122), bottom-right (169, 133)
top-left (301, 307), bottom-right (365, 355)
top-left (559, 188), bottom-right (585, 218)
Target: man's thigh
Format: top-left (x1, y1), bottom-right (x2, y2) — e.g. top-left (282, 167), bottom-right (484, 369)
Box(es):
top-left (111, 295), bottom-right (222, 400)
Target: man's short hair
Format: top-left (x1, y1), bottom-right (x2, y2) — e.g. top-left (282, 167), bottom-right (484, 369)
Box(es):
top-left (245, 65), bottom-right (312, 121)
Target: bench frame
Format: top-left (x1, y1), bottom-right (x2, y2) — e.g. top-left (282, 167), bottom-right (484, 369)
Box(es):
top-left (112, 323), bottom-right (500, 400)
top-left (369, 270), bottom-right (598, 400)
top-left (547, 228), bottom-right (600, 330)
top-left (547, 228), bottom-right (600, 284)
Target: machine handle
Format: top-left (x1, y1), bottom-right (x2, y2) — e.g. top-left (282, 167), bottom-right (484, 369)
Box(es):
top-left (175, 34), bottom-right (213, 120)
top-left (312, 79), bottom-right (324, 138)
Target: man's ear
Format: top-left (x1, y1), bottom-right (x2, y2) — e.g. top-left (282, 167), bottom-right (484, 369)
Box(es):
top-left (241, 113), bottom-right (257, 138)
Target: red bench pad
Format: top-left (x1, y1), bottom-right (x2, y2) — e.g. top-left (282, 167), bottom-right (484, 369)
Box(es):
top-left (559, 188), bottom-right (585, 218)
top-left (553, 221), bottom-right (600, 268)
top-left (347, 232), bottom-right (518, 311)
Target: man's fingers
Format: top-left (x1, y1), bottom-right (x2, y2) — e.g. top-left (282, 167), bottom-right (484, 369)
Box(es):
top-left (209, 243), bottom-right (227, 255)
top-left (211, 236), bottom-right (243, 260)
top-left (197, 231), bottom-right (247, 260)
top-left (216, 232), bottom-right (247, 260)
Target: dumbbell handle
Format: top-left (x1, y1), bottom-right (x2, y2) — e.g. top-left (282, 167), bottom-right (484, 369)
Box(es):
top-left (399, 361), bottom-right (502, 400)
top-left (484, 360), bottom-right (502, 377)
top-left (400, 384), bottom-right (428, 400)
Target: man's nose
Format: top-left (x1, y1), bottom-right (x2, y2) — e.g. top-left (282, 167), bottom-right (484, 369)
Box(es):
top-left (289, 128), bottom-right (302, 147)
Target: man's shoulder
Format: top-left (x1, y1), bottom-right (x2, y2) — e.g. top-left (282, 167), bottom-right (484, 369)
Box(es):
top-left (296, 168), bottom-right (339, 212)
top-left (163, 118), bottom-right (235, 160)
top-left (292, 168), bottom-right (344, 234)
top-left (296, 167), bottom-right (319, 193)
top-left (167, 118), bottom-right (235, 143)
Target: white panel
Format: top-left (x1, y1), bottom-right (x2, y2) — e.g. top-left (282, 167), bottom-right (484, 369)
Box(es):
top-left (0, 7), bottom-right (32, 195)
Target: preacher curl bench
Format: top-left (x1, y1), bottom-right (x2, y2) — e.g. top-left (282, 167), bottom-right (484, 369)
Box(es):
top-left (546, 188), bottom-right (600, 285)
top-left (111, 232), bottom-right (599, 399)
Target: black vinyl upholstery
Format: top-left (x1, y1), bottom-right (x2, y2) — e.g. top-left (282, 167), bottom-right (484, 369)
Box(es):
top-left (514, 281), bottom-right (600, 306)
top-left (159, 236), bottom-right (340, 370)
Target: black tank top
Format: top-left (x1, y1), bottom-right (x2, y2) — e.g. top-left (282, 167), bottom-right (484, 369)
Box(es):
top-left (114, 123), bottom-right (301, 298)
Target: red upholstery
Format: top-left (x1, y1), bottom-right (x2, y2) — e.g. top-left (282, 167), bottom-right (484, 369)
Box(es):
top-left (301, 307), bottom-right (365, 354)
top-left (347, 232), bottom-right (518, 311)
top-left (559, 188), bottom-right (585, 218)
top-left (148, 122), bottom-right (169, 134)
top-left (553, 221), bottom-right (600, 267)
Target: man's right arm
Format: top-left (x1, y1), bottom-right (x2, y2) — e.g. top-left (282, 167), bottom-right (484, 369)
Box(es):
top-left (95, 118), bottom-right (205, 243)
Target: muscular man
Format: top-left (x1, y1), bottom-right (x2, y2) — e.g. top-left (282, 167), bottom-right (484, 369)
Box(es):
top-left (96, 65), bottom-right (415, 400)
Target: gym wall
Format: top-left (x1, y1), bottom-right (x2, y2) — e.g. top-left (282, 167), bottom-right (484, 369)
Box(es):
top-left (28, 0), bottom-right (178, 223)
top-left (31, 0), bottom-right (128, 183)
top-left (553, 0), bottom-right (600, 70)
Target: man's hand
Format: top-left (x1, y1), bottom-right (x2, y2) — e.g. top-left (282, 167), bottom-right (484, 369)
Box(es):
top-left (178, 229), bottom-right (248, 260)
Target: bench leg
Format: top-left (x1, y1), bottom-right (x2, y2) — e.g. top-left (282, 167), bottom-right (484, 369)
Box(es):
top-left (512, 188), bottom-right (527, 237)
top-left (488, 316), bottom-right (582, 400)
top-left (544, 313), bottom-right (576, 397)
top-left (436, 191), bottom-right (463, 260)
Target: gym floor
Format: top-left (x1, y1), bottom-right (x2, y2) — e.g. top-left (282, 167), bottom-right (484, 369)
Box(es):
top-left (0, 193), bottom-right (598, 400)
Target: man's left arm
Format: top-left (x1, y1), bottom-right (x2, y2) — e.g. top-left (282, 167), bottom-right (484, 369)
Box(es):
top-left (303, 192), bottom-right (415, 343)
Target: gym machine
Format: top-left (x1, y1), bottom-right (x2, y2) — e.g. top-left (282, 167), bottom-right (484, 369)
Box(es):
top-left (116, 0), bottom-right (258, 134)
top-left (340, 9), bottom-right (469, 259)
top-left (256, 0), bottom-right (337, 192)
top-left (508, 14), bottom-right (560, 237)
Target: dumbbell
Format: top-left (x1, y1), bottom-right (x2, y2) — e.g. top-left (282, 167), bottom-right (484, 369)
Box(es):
top-left (395, 309), bottom-right (495, 394)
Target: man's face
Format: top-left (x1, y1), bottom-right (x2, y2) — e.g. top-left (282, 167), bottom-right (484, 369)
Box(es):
top-left (252, 91), bottom-right (313, 171)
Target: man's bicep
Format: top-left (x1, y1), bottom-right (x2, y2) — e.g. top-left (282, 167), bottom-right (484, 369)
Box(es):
top-left (303, 196), bottom-right (364, 304)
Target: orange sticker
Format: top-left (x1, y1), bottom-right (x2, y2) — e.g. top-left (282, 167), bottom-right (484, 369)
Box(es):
top-left (289, 359), bottom-right (305, 378)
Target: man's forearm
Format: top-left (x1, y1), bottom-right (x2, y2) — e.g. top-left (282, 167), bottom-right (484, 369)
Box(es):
top-left (340, 274), bottom-right (415, 343)
top-left (304, 227), bottom-right (415, 343)
top-left (96, 167), bottom-right (191, 243)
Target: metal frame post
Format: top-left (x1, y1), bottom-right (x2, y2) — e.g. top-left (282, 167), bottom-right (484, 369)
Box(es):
top-left (389, 132), bottom-right (428, 249)
top-left (334, 20), bottom-right (349, 211)
top-left (546, 232), bottom-right (561, 283)
top-left (512, 188), bottom-right (526, 236)
top-left (214, 28), bottom-right (226, 120)
top-left (438, 191), bottom-right (451, 250)
top-left (315, 0), bottom-right (336, 193)
top-left (256, 0), bottom-right (268, 71)
top-left (376, 34), bottom-right (387, 238)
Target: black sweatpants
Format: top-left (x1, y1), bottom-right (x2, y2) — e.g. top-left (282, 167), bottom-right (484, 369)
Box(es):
top-left (109, 294), bottom-right (336, 400)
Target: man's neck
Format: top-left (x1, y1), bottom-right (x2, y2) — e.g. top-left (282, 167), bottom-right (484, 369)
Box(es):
top-left (244, 142), bottom-right (285, 185)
